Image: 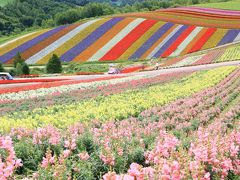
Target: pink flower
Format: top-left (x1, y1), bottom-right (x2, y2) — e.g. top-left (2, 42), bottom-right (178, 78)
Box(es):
top-left (63, 150), bottom-right (71, 159)
top-left (41, 150), bottom-right (55, 168)
top-left (64, 138), bottom-right (76, 150)
top-left (33, 126), bottom-right (61, 145)
top-left (103, 172), bottom-right (118, 180)
top-left (78, 152), bottom-right (90, 161)
top-left (100, 153), bottom-right (115, 166)
top-left (203, 172), bottom-right (210, 180)
top-left (117, 148), bottom-right (123, 156)
top-left (0, 136), bottom-right (22, 179)
top-left (14, 159), bottom-right (23, 168)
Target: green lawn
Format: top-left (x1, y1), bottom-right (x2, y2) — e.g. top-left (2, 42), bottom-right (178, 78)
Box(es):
top-left (0, 0), bottom-right (13, 6)
top-left (194, 0), bottom-right (240, 11)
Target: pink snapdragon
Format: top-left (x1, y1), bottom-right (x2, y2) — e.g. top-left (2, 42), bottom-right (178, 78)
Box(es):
top-left (78, 152), bottom-right (90, 161)
top-left (64, 138), bottom-right (76, 150)
top-left (33, 126), bottom-right (61, 145)
top-left (100, 153), bottom-right (115, 166)
top-left (41, 149), bottom-right (55, 168)
top-left (0, 136), bottom-right (22, 180)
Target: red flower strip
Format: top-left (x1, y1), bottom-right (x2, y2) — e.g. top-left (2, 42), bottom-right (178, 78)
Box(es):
top-left (0, 78), bottom-right (69, 85)
top-left (0, 76), bottom-right (124, 94)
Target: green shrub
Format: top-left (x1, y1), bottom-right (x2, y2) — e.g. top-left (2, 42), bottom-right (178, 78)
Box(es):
top-left (16, 63), bottom-right (23, 76)
top-left (9, 69), bottom-right (16, 76)
top-left (0, 62), bottom-right (4, 72)
top-left (22, 62), bottom-right (30, 75)
top-left (89, 152), bottom-right (109, 179)
top-left (128, 148), bottom-right (145, 166)
top-left (72, 160), bottom-right (95, 180)
top-left (30, 67), bottom-right (45, 75)
top-left (13, 52), bottom-right (25, 68)
top-left (14, 141), bottom-right (44, 175)
top-left (76, 133), bottom-right (95, 154)
top-left (46, 54), bottom-right (62, 74)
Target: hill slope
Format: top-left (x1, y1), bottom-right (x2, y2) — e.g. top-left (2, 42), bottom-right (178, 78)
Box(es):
top-left (195, 0), bottom-right (240, 11)
top-left (0, 6), bottom-right (240, 64)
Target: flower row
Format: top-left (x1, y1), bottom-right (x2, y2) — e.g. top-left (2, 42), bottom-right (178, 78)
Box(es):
top-left (0, 66), bottom-right (236, 132)
top-left (0, 72), bottom-right (189, 115)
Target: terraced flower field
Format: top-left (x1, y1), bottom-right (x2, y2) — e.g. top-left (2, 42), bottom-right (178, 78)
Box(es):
top-left (0, 7), bottom-right (240, 64)
top-left (160, 42), bottom-right (240, 68)
top-left (126, 6), bottom-right (240, 29)
top-left (216, 45), bottom-right (240, 62)
top-left (0, 65), bottom-right (239, 179)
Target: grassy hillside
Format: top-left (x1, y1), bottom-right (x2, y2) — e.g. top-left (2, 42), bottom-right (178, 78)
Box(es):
top-left (0, 0), bottom-right (13, 6)
top-left (195, 0), bottom-right (240, 11)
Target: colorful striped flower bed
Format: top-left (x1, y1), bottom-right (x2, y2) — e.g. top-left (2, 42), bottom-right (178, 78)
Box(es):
top-left (1, 6), bottom-right (240, 64)
top-left (128, 6), bottom-right (240, 29)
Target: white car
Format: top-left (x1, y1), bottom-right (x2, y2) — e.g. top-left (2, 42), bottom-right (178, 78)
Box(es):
top-left (108, 64), bottom-right (121, 74)
top-left (108, 67), bottom-right (121, 74)
top-left (0, 72), bottom-right (13, 80)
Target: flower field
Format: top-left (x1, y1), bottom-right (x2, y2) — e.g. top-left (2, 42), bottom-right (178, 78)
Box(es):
top-left (216, 45), bottom-right (240, 62)
top-left (127, 7), bottom-right (240, 29)
top-left (0, 7), bottom-right (240, 64)
top-left (159, 41), bottom-right (240, 68)
top-left (0, 65), bottom-right (239, 179)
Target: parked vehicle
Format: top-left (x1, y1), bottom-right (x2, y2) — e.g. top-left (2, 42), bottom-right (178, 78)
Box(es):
top-left (108, 64), bottom-right (121, 74)
top-left (0, 72), bottom-right (13, 80)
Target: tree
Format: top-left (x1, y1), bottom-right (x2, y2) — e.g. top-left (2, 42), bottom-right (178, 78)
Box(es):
top-left (13, 52), bottom-right (25, 68)
top-left (20, 16), bottom-right (34, 27)
top-left (46, 54), bottom-right (62, 74)
top-left (22, 62), bottom-right (30, 75)
top-left (16, 63), bottom-right (23, 76)
top-left (0, 21), bottom-right (4, 31)
top-left (55, 9), bottom-right (80, 25)
top-left (0, 62), bottom-right (4, 72)
top-left (192, 0), bottom-right (199, 4)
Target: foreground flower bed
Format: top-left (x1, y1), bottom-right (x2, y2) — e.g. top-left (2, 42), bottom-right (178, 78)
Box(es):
top-left (0, 67), bottom-right (239, 179)
top-left (0, 66), bottom-right (236, 132)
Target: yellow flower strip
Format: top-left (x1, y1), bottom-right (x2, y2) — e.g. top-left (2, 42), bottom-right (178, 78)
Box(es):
top-left (201, 29), bottom-right (227, 50)
top-left (216, 45), bottom-right (240, 62)
top-left (36, 19), bottom-right (109, 64)
top-left (118, 21), bottom-right (165, 60)
top-left (0, 29), bottom-right (49, 56)
top-left (0, 66), bottom-right (236, 133)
